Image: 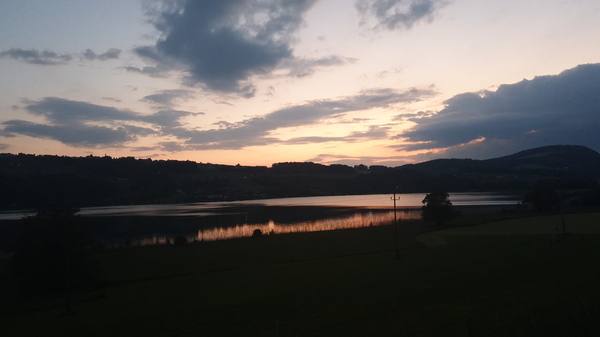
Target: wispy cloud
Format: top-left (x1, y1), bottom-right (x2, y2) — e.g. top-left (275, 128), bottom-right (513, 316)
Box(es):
top-left (0, 47), bottom-right (122, 65)
top-left (166, 87), bottom-right (436, 150)
top-left (0, 48), bottom-right (72, 65)
top-left (307, 153), bottom-right (417, 167)
top-left (392, 110), bottom-right (435, 121)
top-left (82, 48), bottom-right (121, 61)
top-left (282, 55), bottom-right (357, 78)
top-left (141, 89), bottom-right (196, 108)
top-left (283, 125), bottom-right (392, 145)
top-left (355, 0), bottom-right (447, 31)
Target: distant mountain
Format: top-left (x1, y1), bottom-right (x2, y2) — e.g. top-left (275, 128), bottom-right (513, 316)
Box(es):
top-left (485, 145), bottom-right (600, 176)
top-left (408, 145), bottom-right (600, 180)
top-left (1, 145), bottom-right (599, 210)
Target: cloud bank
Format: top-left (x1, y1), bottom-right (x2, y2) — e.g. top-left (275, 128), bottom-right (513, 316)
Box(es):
top-left (1, 98), bottom-right (200, 147)
top-left (397, 63), bottom-right (600, 159)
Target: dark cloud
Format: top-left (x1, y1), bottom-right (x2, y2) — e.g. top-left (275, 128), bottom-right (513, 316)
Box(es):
top-left (355, 0), bottom-right (446, 30)
top-left (82, 48), bottom-right (121, 61)
top-left (24, 97), bottom-right (201, 127)
top-left (396, 63), bottom-right (600, 159)
top-left (0, 48), bottom-right (72, 65)
top-left (26, 97), bottom-right (146, 124)
top-left (0, 131), bottom-right (16, 138)
top-left (166, 87), bottom-right (435, 149)
top-left (0, 143), bottom-right (9, 150)
top-left (1, 120), bottom-right (131, 147)
top-left (123, 45), bottom-right (176, 77)
top-left (141, 89), bottom-right (195, 107)
top-left (136, 0), bottom-right (352, 96)
top-left (0, 98), bottom-right (199, 147)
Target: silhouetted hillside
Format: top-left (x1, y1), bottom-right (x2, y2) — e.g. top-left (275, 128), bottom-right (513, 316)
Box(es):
top-left (486, 145), bottom-right (600, 178)
top-left (1, 145), bottom-right (599, 210)
top-left (409, 145), bottom-right (600, 181)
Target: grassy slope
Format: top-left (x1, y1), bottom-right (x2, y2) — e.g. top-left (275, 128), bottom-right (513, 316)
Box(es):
top-left (2, 214), bottom-right (600, 336)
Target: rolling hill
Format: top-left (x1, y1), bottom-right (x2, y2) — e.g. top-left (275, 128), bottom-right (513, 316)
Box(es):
top-left (1, 145), bottom-right (599, 210)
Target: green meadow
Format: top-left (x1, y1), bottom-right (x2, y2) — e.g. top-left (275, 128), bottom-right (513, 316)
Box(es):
top-left (2, 212), bottom-right (600, 336)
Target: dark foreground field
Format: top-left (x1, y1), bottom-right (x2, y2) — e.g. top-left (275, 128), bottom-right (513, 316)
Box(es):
top-left (2, 213), bottom-right (600, 336)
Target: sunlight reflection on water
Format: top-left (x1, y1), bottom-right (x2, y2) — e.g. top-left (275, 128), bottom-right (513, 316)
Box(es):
top-left (132, 210), bottom-right (420, 245)
top-left (0, 192), bottom-right (520, 220)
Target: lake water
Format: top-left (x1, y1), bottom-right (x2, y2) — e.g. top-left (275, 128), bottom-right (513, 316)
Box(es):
top-left (78, 192), bottom-right (520, 217)
top-left (0, 192), bottom-right (522, 248)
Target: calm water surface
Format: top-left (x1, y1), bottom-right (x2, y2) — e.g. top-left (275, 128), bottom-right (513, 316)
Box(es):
top-left (81, 192), bottom-right (519, 217)
top-left (0, 193), bottom-right (522, 247)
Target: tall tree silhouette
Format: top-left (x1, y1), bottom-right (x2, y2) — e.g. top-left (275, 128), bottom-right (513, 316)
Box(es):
top-left (422, 192), bottom-right (456, 226)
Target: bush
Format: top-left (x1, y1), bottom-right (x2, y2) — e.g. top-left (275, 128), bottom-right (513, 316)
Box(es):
top-left (174, 235), bottom-right (188, 246)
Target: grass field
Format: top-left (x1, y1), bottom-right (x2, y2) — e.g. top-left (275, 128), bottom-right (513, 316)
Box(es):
top-left (2, 212), bottom-right (600, 336)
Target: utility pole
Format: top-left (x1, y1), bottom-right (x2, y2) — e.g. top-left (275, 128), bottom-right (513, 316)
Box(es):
top-left (391, 186), bottom-right (401, 260)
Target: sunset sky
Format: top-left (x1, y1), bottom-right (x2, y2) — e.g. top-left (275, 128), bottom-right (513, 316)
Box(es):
top-left (1, 0), bottom-right (599, 166)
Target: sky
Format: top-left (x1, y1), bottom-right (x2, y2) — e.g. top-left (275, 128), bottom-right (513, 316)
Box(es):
top-left (1, 0), bottom-right (599, 167)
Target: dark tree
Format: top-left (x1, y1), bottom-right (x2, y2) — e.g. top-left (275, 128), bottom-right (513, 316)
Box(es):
top-left (422, 192), bottom-right (456, 226)
top-left (7, 208), bottom-right (100, 294)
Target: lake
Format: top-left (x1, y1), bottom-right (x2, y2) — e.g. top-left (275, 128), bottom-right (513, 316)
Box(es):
top-left (0, 192), bottom-right (523, 248)
top-left (76, 192), bottom-right (520, 217)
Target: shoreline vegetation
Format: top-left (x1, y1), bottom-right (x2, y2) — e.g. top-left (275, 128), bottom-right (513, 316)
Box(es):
top-left (2, 145), bottom-right (599, 211)
top-left (2, 209), bottom-right (600, 336)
